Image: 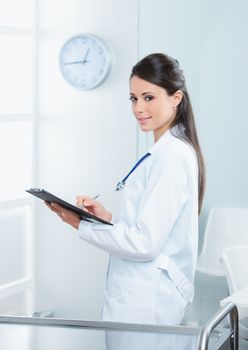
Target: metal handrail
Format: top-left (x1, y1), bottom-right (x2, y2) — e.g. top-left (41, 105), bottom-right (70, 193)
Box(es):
top-left (198, 302), bottom-right (239, 350)
top-left (0, 314), bottom-right (201, 334)
top-left (0, 303), bottom-right (238, 349)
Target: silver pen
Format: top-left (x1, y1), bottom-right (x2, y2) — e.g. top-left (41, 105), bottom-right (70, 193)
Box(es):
top-left (92, 194), bottom-right (100, 200)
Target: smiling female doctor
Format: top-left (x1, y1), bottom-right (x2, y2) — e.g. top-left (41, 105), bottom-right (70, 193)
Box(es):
top-left (47, 53), bottom-right (205, 326)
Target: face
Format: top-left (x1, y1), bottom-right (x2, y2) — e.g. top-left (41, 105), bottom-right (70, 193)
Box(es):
top-left (130, 76), bottom-right (182, 141)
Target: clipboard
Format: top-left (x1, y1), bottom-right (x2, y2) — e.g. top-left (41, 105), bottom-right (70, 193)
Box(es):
top-left (26, 188), bottom-right (113, 226)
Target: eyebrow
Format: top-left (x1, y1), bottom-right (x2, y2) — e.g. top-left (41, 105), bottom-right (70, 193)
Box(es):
top-left (130, 91), bottom-right (156, 96)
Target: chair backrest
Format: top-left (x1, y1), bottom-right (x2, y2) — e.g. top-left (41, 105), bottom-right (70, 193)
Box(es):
top-left (221, 245), bottom-right (248, 294)
top-left (221, 245), bottom-right (248, 339)
top-left (197, 207), bottom-right (248, 275)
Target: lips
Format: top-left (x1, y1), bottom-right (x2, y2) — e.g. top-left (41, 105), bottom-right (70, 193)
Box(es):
top-left (137, 116), bottom-right (152, 123)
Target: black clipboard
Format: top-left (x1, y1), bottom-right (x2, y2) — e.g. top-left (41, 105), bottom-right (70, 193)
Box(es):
top-left (26, 188), bottom-right (113, 226)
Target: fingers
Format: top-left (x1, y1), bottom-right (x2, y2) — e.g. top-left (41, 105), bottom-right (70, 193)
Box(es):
top-left (76, 195), bottom-right (95, 209)
top-left (46, 201), bottom-right (60, 212)
top-left (45, 201), bottom-right (63, 217)
top-left (44, 201), bottom-right (80, 229)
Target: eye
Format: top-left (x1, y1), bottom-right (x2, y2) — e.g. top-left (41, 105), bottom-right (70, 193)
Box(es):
top-left (129, 96), bottom-right (137, 102)
top-left (144, 95), bottom-right (154, 101)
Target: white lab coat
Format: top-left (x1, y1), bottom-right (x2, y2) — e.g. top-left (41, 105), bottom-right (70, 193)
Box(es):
top-left (78, 126), bottom-right (198, 325)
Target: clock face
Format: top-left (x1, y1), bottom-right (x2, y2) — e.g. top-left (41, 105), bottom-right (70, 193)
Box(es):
top-left (59, 34), bottom-right (111, 90)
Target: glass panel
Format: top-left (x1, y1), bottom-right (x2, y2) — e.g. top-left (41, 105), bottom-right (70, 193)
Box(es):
top-left (0, 291), bottom-right (31, 315)
top-left (0, 0), bottom-right (33, 28)
top-left (0, 323), bottom-right (231, 350)
top-left (0, 324), bottom-right (30, 350)
top-left (0, 121), bottom-right (32, 201)
top-left (0, 206), bottom-right (31, 284)
top-left (0, 34), bottom-right (32, 114)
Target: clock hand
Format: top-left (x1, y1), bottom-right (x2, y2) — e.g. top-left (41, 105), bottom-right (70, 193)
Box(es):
top-left (82, 48), bottom-right (90, 64)
top-left (64, 60), bottom-right (83, 65)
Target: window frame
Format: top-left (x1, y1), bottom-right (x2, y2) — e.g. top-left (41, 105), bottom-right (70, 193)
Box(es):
top-left (0, 0), bottom-right (37, 315)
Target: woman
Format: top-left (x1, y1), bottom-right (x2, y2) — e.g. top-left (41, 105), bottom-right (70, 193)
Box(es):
top-left (47, 53), bottom-right (205, 325)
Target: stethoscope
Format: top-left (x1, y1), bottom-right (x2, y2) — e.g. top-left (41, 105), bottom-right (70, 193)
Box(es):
top-left (115, 152), bottom-right (151, 191)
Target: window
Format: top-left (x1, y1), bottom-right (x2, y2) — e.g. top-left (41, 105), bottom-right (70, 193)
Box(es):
top-left (0, 34), bottom-right (32, 114)
top-left (0, 0), bottom-right (35, 315)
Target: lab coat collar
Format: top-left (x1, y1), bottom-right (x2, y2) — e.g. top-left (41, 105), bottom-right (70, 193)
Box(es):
top-left (148, 124), bottom-right (185, 154)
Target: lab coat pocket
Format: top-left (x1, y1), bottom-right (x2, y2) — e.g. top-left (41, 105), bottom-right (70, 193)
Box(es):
top-left (156, 255), bottom-right (194, 305)
top-left (105, 274), bottom-right (156, 323)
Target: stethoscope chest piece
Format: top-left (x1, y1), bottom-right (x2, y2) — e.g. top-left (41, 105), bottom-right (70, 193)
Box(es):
top-left (115, 181), bottom-right (126, 191)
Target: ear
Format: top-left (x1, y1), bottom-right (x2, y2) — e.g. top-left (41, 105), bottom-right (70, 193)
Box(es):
top-left (173, 90), bottom-right (183, 107)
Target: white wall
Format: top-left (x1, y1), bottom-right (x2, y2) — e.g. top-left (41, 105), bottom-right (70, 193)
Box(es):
top-left (138, 0), bottom-right (248, 246)
top-left (35, 0), bottom-right (138, 319)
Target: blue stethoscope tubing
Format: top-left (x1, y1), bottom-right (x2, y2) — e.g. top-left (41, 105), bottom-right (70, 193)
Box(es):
top-left (115, 152), bottom-right (151, 191)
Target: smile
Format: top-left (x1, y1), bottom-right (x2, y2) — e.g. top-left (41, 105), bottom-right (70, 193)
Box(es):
top-left (137, 116), bottom-right (152, 123)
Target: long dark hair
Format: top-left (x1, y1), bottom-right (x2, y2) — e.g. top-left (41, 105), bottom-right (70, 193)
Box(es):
top-left (131, 53), bottom-right (205, 214)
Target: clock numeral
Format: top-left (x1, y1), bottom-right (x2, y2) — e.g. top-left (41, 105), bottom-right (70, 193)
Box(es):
top-left (98, 69), bottom-right (103, 75)
top-left (81, 80), bottom-right (87, 87)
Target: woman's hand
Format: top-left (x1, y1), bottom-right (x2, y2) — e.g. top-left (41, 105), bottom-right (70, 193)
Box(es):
top-left (76, 195), bottom-right (112, 222)
top-left (45, 202), bottom-right (81, 229)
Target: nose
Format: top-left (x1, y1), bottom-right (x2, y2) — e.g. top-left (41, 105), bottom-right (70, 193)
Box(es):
top-left (132, 98), bottom-right (145, 115)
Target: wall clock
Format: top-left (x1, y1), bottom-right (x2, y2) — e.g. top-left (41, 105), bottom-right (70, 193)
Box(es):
top-left (59, 33), bottom-right (112, 90)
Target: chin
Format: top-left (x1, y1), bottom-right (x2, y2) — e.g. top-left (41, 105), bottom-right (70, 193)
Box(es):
top-left (140, 125), bottom-right (153, 132)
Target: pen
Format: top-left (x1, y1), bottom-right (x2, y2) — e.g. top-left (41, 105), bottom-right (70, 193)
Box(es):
top-left (92, 194), bottom-right (100, 200)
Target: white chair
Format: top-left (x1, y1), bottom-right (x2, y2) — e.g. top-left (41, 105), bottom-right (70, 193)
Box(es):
top-left (197, 207), bottom-right (248, 276)
top-left (220, 245), bottom-right (248, 339)
top-left (184, 207), bottom-right (248, 326)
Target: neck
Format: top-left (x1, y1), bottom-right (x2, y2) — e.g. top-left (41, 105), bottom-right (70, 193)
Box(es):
top-left (153, 115), bottom-right (176, 142)
top-left (153, 126), bottom-right (170, 142)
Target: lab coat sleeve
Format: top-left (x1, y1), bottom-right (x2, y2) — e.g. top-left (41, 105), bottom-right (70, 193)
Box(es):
top-left (78, 155), bottom-right (189, 262)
